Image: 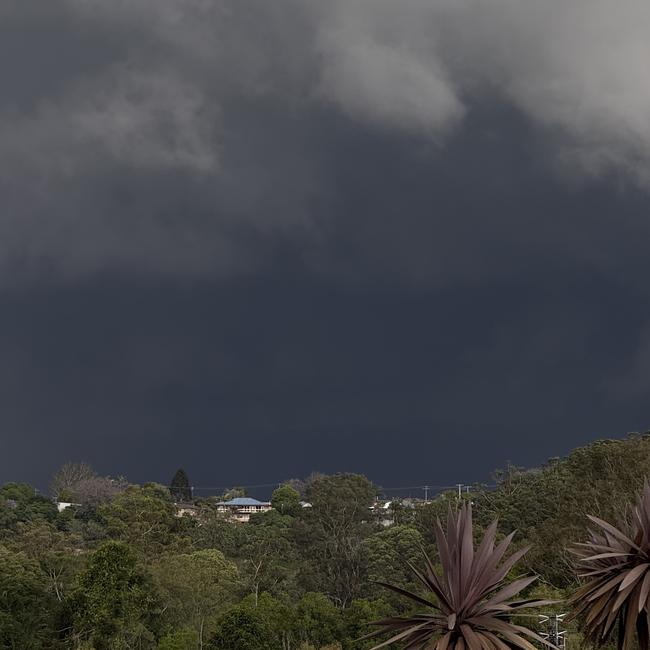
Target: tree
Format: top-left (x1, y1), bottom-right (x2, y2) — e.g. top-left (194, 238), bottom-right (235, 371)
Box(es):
top-left (473, 433), bottom-right (650, 587)
top-left (364, 503), bottom-right (553, 649)
top-left (246, 526), bottom-right (296, 602)
top-left (0, 545), bottom-right (57, 649)
top-left (0, 482), bottom-right (57, 530)
top-left (223, 486), bottom-right (247, 501)
top-left (70, 541), bottom-right (159, 649)
top-left (72, 474), bottom-right (129, 506)
top-left (271, 484), bottom-right (301, 516)
top-left (342, 599), bottom-right (391, 650)
top-left (362, 525), bottom-right (425, 607)
top-left (9, 520), bottom-right (83, 602)
top-left (298, 473), bottom-right (377, 606)
top-left (190, 509), bottom-right (248, 555)
top-left (50, 461), bottom-right (96, 500)
top-left (154, 549), bottom-right (238, 649)
top-left (170, 468), bottom-right (192, 502)
top-left (159, 628), bottom-right (200, 650)
top-left (99, 484), bottom-right (186, 558)
top-left (208, 603), bottom-right (279, 650)
top-left (208, 593), bottom-right (295, 650)
top-left (294, 592), bottom-right (342, 648)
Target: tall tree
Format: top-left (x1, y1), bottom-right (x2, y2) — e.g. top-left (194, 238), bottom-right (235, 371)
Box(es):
top-left (69, 541), bottom-right (159, 649)
top-left (0, 482), bottom-right (57, 530)
top-left (362, 524), bottom-right (425, 607)
top-left (170, 468), bottom-right (192, 502)
top-left (298, 473), bottom-right (377, 607)
top-left (208, 593), bottom-right (294, 650)
top-left (99, 485), bottom-right (185, 558)
top-left (50, 461), bottom-right (96, 500)
top-left (154, 549), bottom-right (238, 649)
top-left (0, 546), bottom-right (57, 649)
top-left (271, 484), bottom-right (301, 516)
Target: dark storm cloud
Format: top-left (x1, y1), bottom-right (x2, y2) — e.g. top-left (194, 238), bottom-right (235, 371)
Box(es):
top-left (2, 0), bottom-right (650, 281)
top-left (1, 1), bottom-right (650, 489)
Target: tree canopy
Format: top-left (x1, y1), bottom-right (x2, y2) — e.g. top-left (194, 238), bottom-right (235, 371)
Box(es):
top-left (2, 434), bottom-right (650, 648)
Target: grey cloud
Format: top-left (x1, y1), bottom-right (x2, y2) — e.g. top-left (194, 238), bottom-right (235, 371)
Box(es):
top-left (460, 0), bottom-right (650, 183)
top-left (1, 1), bottom-right (650, 286)
top-left (1, 66), bottom-right (217, 175)
top-left (3, 1), bottom-right (650, 491)
top-left (315, 0), bottom-right (464, 135)
top-left (311, 0), bottom-right (650, 181)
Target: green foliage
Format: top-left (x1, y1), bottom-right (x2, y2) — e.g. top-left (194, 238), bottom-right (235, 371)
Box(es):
top-left (474, 434), bottom-right (650, 586)
top-left (0, 482), bottom-right (57, 531)
top-left (298, 473), bottom-right (378, 606)
top-left (70, 541), bottom-right (159, 649)
top-left (240, 518), bottom-right (297, 600)
top-left (8, 520), bottom-right (84, 602)
top-left (341, 599), bottom-right (392, 650)
top-left (294, 592), bottom-right (342, 648)
top-left (305, 472), bottom-right (377, 522)
top-left (191, 508), bottom-right (247, 554)
top-left (99, 484), bottom-right (187, 557)
top-left (362, 524), bottom-right (425, 606)
top-left (158, 627), bottom-right (200, 650)
top-left (208, 601), bottom-right (281, 650)
top-left (271, 484), bottom-right (301, 516)
top-left (0, 545), bottom-right (57, 649)
top-left (154, 548), bottom-right (238, 645)
top-left (4, 437), bottom-right (650, 649)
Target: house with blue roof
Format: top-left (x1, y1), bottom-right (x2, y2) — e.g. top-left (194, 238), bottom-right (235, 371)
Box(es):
top-left (216, 497), bottom-right (273, 522)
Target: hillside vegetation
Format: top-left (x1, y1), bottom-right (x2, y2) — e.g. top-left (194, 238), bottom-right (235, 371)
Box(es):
top-left (2, 433), bottom-right (650, 648)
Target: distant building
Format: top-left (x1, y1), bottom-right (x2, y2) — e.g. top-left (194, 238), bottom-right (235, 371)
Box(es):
top-left (175, 503), bottom-right (199, 518)
top-left (56, 501), bottom-right (80, 512)
top-left (370, 500), bottom-right (394, 527)
top-left (216, 497), bottom-right (272, 522)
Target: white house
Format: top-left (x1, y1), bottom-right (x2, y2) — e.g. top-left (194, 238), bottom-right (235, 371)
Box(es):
top-left (216, 497), bottom-right (272, 522)
top-left (56, 501), bottom-right (81, 512)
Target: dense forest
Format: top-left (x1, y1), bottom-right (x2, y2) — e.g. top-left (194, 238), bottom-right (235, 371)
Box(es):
top-left (2, 433), bottom-right (650, 649)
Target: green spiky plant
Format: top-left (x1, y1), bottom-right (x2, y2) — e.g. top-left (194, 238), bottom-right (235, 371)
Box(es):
top-left (570, 481), bottom-right (650, 650)
top-left (363, 503), bottom-right (555, 650)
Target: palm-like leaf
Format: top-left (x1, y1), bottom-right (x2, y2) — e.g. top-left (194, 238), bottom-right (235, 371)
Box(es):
top-left (569, 481), bottom-right (650, 650)
top-left (364, 503), bottom-right (555, 650)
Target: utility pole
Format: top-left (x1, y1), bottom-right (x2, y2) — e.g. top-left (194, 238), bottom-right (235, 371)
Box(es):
top-left (457, 483), bottom-right (463, 499)
top-left (423, 485), bottom-right (430, 502)
top-left (539, 614), bottom-right (567, 649)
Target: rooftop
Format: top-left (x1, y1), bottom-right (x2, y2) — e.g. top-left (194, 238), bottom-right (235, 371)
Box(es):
top-left (220, 497), bottom-right (271, 507)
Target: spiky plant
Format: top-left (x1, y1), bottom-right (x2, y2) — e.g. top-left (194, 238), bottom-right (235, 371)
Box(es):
top-left (570, 482), bottom-right (650, 650)
top-left (363, 503), bottom-right (555, 650)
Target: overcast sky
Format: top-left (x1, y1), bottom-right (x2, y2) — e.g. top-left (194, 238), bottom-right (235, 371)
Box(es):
top-left (2, 0), bottom-right (650, 493)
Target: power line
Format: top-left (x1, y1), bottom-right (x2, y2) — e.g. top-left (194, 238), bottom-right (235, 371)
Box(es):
top-left (191, 483), bottom-right (283, 491)
top-left (186, 482), bottom-right (498, 495)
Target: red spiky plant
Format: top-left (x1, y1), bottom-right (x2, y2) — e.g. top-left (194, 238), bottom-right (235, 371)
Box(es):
top-left (363, 503), bottom-right (555, 649)
top-left (570, 481), bottom-right (650, 650)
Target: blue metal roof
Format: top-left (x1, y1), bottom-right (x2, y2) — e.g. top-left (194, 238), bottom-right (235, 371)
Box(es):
top-left (221, 497), bottom-right (269, 506)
